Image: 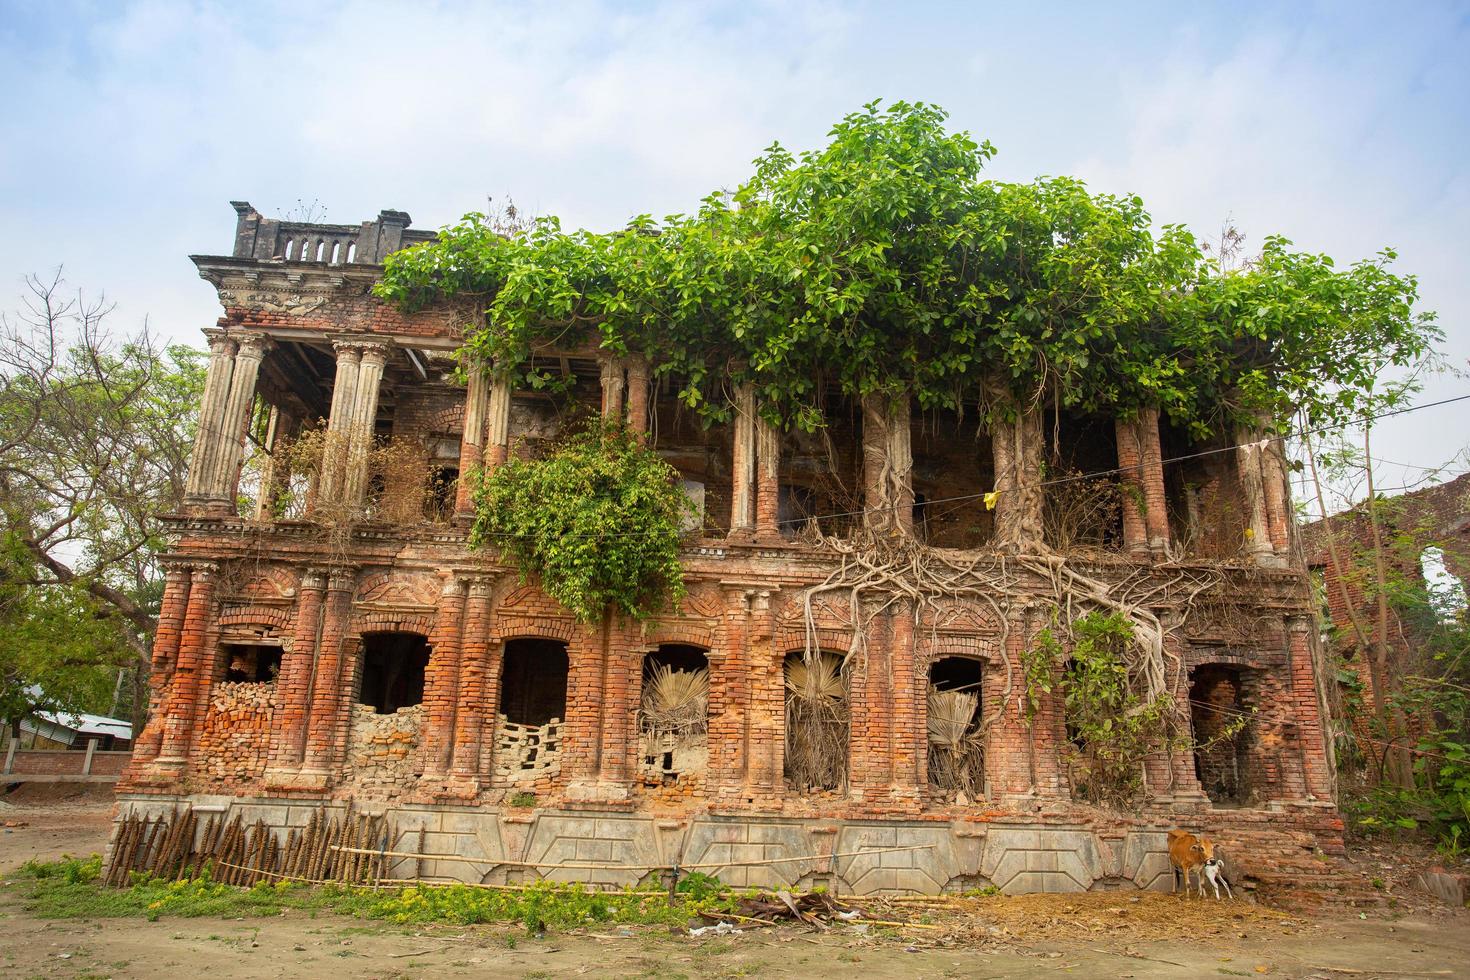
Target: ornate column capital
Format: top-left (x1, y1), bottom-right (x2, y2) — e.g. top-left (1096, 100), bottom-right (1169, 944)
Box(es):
top-left (300, 567), bottom-right (331, 591)
top-left (331, 338), bottom-right (365, 360)
top-left (230, 331), bottom-right (275, 360)
top-left (184, 559), bottom-right (220, 581)
top-left (356, 341), bottom-right (392, 366)
top-left (325, 567), bottom-right (357, 593)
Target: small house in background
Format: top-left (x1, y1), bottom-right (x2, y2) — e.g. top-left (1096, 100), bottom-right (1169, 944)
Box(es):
top-left (9, 708), bottom-right (133, 752)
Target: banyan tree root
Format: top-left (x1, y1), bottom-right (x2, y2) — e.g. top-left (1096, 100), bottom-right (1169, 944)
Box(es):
top-left (795, 528), bottom-right (1231, 758)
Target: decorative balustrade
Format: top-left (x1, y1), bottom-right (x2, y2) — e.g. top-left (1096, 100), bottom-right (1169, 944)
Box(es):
top-left (228, 202), bottom-right (436, 266)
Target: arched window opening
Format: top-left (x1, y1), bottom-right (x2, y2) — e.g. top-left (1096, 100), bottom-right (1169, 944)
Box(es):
top-left (1189, 664), bottom-right (1253, 806)
top-left (496, 639), bottom-right (569, 782)
top-left (358, 632), bottom-right (430, 714)
top-left (222, 642), bottom-right (283, 684)
top-left (927, 656), bottom-right (985, 802)
top-left (783, 650), bottom-right (849, 793)
top-left (1421, 546), bottom-right (1468, 622)
top-left (638, 644), bottom-right (709, 783)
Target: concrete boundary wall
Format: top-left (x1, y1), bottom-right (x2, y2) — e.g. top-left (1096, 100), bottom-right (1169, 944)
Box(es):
top-left (110, 793), bottom-right (1337, 896)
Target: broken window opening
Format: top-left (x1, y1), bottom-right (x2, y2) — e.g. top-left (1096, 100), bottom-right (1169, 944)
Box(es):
top-left (637, 644), bottom-right (709, 783)
top-left (1043, 411), bottom-right (1123, 551)
top-left (496, 638), bottom-right (569, 782)
top-left (911, 405), bottom-right (995, 549)
top-left (1189, 664), bottom-right (1252, 806)
top-left (358, 632), bottom-right (430, 714)
top-left (425, 465), bottom-right (458, 523)
top-left (222, 643), bottom-right (283, 684)
top-left (783, 650), bottom-right (849, 793)
top-left (927, 656), bottom-right (985, 802)
top-left (1420, 546), bottom-right (1469, 622)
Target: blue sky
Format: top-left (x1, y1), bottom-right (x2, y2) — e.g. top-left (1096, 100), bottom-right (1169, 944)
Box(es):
top-left (2, 0), bottom-right (1466, 509)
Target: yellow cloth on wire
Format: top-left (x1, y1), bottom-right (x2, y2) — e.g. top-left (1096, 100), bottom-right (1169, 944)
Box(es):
top-left (984, 491), bottom-right (999, 511)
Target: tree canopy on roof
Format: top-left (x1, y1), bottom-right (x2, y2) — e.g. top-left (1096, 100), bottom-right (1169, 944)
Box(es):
top-left (377, 100), bottom-right (1439, 437)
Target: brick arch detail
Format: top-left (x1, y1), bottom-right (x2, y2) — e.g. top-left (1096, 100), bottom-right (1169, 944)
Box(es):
top-left (775, 630), bottom-right (852, 660)
top-left (917, 636), bottom-right (999, 669)
top-left (493, 615), bottom-right (578, 643)
top-left (1187, 653), bottom-right (1266, 672)
top-left (351, 612), bottom-right (436, 639)
top-left (428, 402), bottom-right (465, 434)
top-left (648, 622), bottom-right (717, 650)
top-left (217, 606), bottom-right (292, 634)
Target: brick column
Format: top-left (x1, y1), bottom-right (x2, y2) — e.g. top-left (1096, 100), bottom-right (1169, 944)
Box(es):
top-left (300, 570), bottom-right (355, 784)
top-left (183, 330), bottom-right (237, 509)
top-left (155, 561), bottom-right (218, 771)
top-left (1262, 434), bottom-right (1292, 555)
top-left (212, 332), bottom-right (272, 513)
top-left (707, 587), bottom-right (749, 800)
top-left (132, 561), bottom-right (192, 763)
top-left (847, 610), bottom-right (891, 797)
top-left (484, 377), bottom-right (511, 471)
top-left (448, 576), bottom-right (494, 792)
top-left (626, 355), bottom-right (650, 439)
top-left (563, 617), bottom-right (609, 795)
top-left (1162, 620), bottom-right (1207, 804)
top-left (729, 385), bottom-right (756, 536)
top-left (1137, 407), bottom-right (1171, 553)
top-left (745, 590), bottom-right (782, 799)
top-left (1287, 616), bottom-right (1334, 800)
top-left (421, 575), bottom-right (467, 782)
top-left (342, 342), bottom-right (389, 507)
top-left (889, 604), bottom-right (923, 800)
top-left (315, 342), bottom-right (361, 507)
top-left (755, 415), bottom-right (780, 540)
top-left (454, 365), bottom-right (490, 519)
top-left (1115, 415), bottom-right (1150, 556)
top-left (265, 569), bottom-right (326, 776)
top-left (596, 619), bottom-right (642, 790)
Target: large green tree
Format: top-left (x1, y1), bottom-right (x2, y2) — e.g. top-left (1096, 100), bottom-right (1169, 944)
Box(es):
top-left (0, 272), bottom-right (203, 729)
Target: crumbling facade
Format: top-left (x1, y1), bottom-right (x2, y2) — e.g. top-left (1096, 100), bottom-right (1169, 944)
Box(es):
top-left (113, 203), bottom-right (1344, 895)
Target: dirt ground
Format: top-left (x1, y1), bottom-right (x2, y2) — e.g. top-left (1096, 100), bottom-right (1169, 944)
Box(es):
top-left (2, 792), bottom-right (1467, 980)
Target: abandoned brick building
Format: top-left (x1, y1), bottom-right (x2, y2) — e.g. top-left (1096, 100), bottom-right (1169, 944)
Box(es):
top-left (114, 203), bottom-right (1342, 895)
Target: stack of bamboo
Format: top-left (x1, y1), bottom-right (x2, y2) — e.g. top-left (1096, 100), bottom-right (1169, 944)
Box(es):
top-left (104, 805), bottom-right (398, 887)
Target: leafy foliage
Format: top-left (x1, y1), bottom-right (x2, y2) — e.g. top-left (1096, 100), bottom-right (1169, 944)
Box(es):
top-left (378, 100), bottom-right (1439, 439)
top-left (469, 420), bottom-right (691, 623)
top-left (1026, 612), bottom-right (1179, 808)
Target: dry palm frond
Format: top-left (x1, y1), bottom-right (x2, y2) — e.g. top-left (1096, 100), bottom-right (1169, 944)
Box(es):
top-left (784, 652), bottom-right (846, 703)
top-left (638, 665), bottom-right (709, 737)
top-left (927, 689), bottom-right (979, 748)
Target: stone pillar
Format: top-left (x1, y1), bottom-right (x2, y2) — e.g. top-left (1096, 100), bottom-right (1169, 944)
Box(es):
top-left (454, 366), bottom-right (490, 519)
top-left (599, 355), bottom-right (626, 421)
top-left (1234, 425), bottom-right (1278, 565)
top-left (132, 561), bottom-right (192, 763)
top-left (155, 561), bottom-right (218, 770)
top-left (755, 415), bottom-right (781, 539)
top-left (183, 330), bottom-right (238, 507)
top-left (1115, 415), bottom-right (1150, 556)
top-left (300, 570), bottom-right (355, 784)
top-left (625, 355), bottom-right (650, 439)
top-left (449, 576), bottom-right (494, 792)
top-left (729, 384), bottom-right (756, 535)
top-left (266, 569), bottom-right (326, 776)
top-left (342, 342), bottom-right (389, 508)
top-left (1287, 616), bottom-right (1334, 800)
top-left (212, 332), bottom-right (272, 512)
top-left (484, 377), bottom-right (511, 471)
top-left (421, 575), bottom-right (467, 781)
top-left (315, 342), bottom-right (361, 507)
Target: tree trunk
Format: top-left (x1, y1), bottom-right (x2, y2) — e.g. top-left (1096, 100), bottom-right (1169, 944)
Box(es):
top-left (987, 381), bottom-right (1044, 553)
top-left (861, 391), bottom-right (913, 534)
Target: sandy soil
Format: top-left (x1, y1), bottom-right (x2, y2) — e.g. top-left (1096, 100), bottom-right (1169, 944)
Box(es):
top-left (1, 794), bottom-right (1467, 980)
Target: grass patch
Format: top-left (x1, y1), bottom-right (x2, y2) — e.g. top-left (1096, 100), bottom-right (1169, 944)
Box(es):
top-left (9, 856), bottom-right (739, 933)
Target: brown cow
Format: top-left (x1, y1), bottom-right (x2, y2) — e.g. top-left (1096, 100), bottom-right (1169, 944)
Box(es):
top-left (1167, 829), bottom-right (1227, 898)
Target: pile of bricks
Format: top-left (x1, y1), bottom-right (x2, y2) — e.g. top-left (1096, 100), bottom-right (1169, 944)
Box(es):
top-left (494, 715), bottom-right (562, 784)
top-left (342, 703), bottom-right (424, 801)
top-left (195, 681), bottom-right (277, 785)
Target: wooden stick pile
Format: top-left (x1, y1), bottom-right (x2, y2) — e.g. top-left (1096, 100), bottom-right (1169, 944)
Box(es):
top-left (104, 805), bottom-right (398, 888)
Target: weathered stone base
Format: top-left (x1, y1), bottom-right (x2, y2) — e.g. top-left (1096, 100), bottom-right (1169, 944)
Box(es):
top-left (108, 793), bottom-right (1344, 896)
